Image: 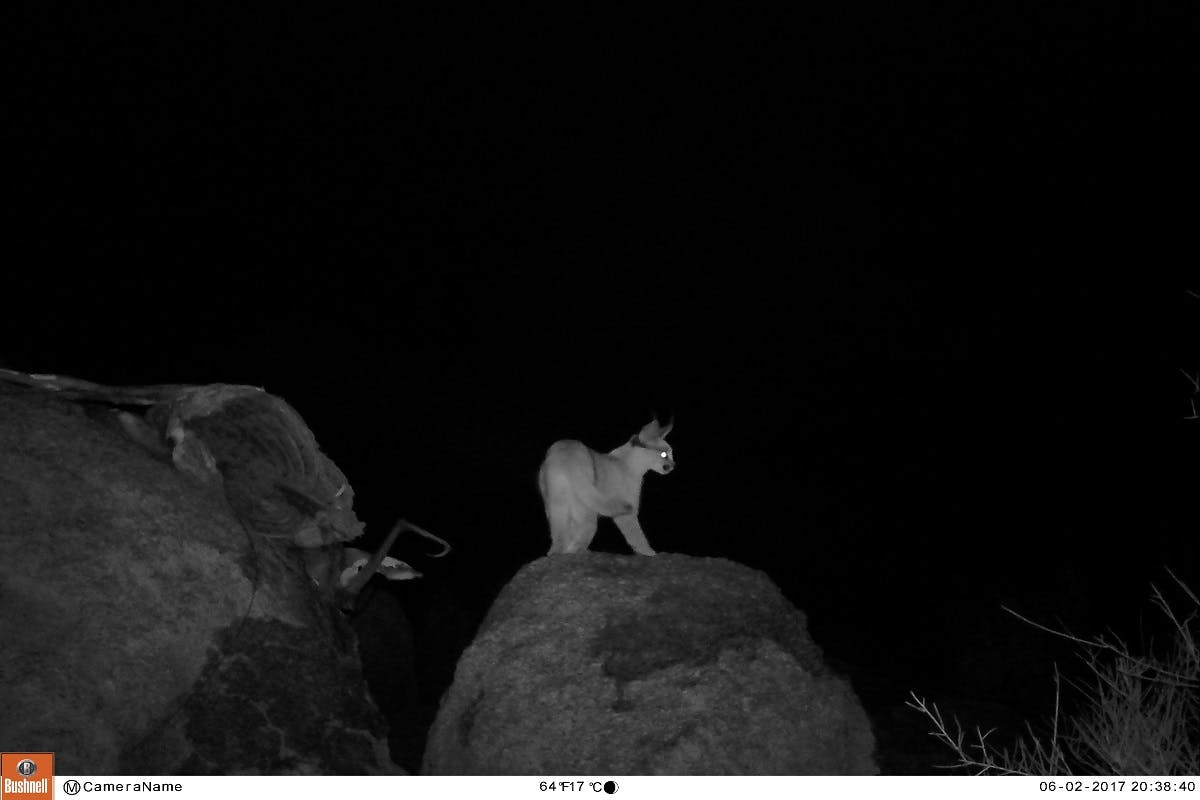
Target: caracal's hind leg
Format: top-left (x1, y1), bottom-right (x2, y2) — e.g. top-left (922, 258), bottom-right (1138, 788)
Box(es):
top-left (568, 513), bottom-right (598, 553)
top-left (546, 506), bottom-right (572, 554)
top-left (548, 500), bottom-right (599, 555)
top-left (613, 514), bottom-right (657, 556)
top-left (542, 463), bottom-right (578, 554)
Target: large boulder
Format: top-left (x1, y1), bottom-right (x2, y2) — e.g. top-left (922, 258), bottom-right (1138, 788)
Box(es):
top-left (423, 553), bottom-right (876, 774)
top-left (0, 385), bottom-right (399, 774)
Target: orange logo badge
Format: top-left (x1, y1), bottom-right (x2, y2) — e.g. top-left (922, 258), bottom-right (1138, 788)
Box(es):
top-left (1, 754), bottom-right (53, 800)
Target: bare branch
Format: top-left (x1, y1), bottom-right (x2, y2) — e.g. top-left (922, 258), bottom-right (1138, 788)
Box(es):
top-left (917, 574), bottom-right (1200, 775)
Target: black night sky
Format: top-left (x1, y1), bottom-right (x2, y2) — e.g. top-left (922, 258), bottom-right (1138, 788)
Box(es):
top-left (8, 5), bottom-right (1197, 771)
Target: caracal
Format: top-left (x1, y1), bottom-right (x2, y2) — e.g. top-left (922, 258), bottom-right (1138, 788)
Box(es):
top-left (537, 417), bottom-right (674, 555)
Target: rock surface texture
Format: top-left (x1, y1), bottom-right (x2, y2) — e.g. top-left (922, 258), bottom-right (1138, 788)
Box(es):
top-left (0, 386), bottom-right (400, 774)
top-left (423, 552), bottom-right (877, 774)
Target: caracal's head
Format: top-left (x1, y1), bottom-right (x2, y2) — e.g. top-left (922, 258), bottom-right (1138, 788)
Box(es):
top-left (631, 416), bottom-right (675, 475)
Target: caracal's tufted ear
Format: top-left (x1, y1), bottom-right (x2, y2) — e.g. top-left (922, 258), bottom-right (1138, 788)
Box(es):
top-left (638, 413), bottom-right (674, 442)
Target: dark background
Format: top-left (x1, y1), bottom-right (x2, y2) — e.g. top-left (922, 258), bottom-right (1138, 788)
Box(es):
top-left (8, 5), bottom-right (1197, 771)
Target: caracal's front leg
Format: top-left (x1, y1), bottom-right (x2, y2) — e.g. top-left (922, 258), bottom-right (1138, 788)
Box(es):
top-left (613, 514), bottom-right (657, 556)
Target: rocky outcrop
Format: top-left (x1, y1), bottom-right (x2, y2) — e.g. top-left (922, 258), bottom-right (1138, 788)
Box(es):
top-left (0, 385), bottom-right (399, 774)
top-left (423, 553), bottom-right (876, 775)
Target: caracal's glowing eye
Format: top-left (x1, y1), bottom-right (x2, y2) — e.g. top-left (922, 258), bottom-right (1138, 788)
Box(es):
top-left (660, 451), bottom-right (668, 459)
